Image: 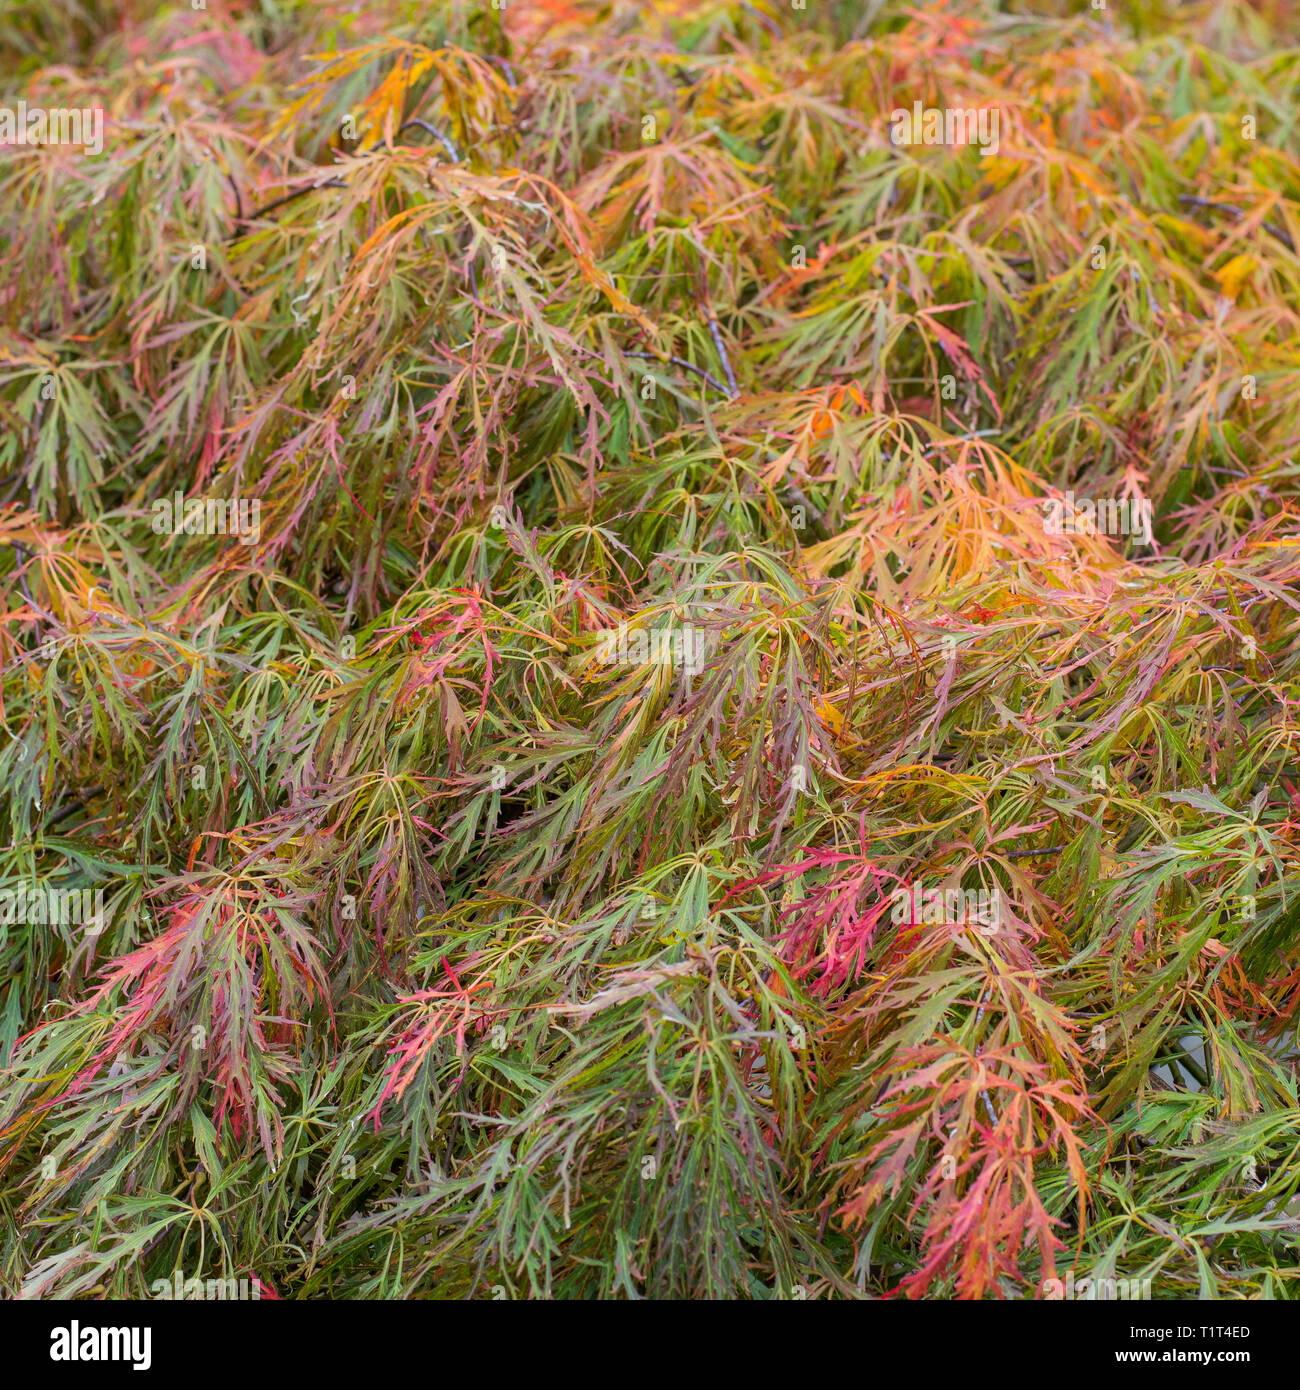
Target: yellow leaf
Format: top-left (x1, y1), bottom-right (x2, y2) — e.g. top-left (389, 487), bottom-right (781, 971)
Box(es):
top-left (577, 252), bottom-right (659, 340)
top-left (1214, 253), bottom-right (1257, 300)
top-left (356, 52), bottom-right (435, 148)
top-left (814, 697), bottom-right (844, 737)
top-left (354, 205), bottom-right (428, 262)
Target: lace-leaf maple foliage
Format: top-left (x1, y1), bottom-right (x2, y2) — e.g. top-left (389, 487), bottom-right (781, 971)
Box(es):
top-left (2, 0), bottom-right (1300, 1299)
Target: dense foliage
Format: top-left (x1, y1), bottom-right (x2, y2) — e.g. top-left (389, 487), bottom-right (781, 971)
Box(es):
top-left (2, 0), bottom-right (1300, 1300)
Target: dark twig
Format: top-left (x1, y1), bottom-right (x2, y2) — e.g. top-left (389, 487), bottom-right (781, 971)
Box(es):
top-left (625, 350), bottom-right (731, 397)
top-left (0, 472), bottom-right (28, 506)
top-left (398, 118), bottom-right (461, 164)
top-left (1178, 194), bottom-right (1294, 252)
top-left (224, 167), bottom-right (244, 225)
top-left (9, 542), bottom-right (44, 645)
top-left (45, 786), bottom-right (105, 829)
top-left (702, 299), bottom-right (739, 398)
top-left (485, 54), bottom-right (518, 87)
top-left (395, 120), bottom-right (480, 299)
top-left (783, 482), bottom-right (827, 532)
top-left (741, 3), bottom-right (783, 40)
top-left (231, 123), bottom-right (437, 241)
top-left (230, 176), bottom-right (346, 240)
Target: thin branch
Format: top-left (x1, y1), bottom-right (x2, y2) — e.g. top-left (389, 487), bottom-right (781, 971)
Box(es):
top-left (625, 350), bottom-right (731, 398)
top-left (8, 542), bottom-right (45, 644)
top-left (782, 482), bottom-right (827, 532)
top-left (229, 176), bottom-right (346, 240)
top-left (703, 302), bottom-right (739, 399)
top-left (398, 118), bottom-right (461, 163)
top-left (1178, 194), bottom-right (1294, 252)
top-left (45, 786), bottom-right (105, 829)
top-left (224, 167), bottom-right (245, 225)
